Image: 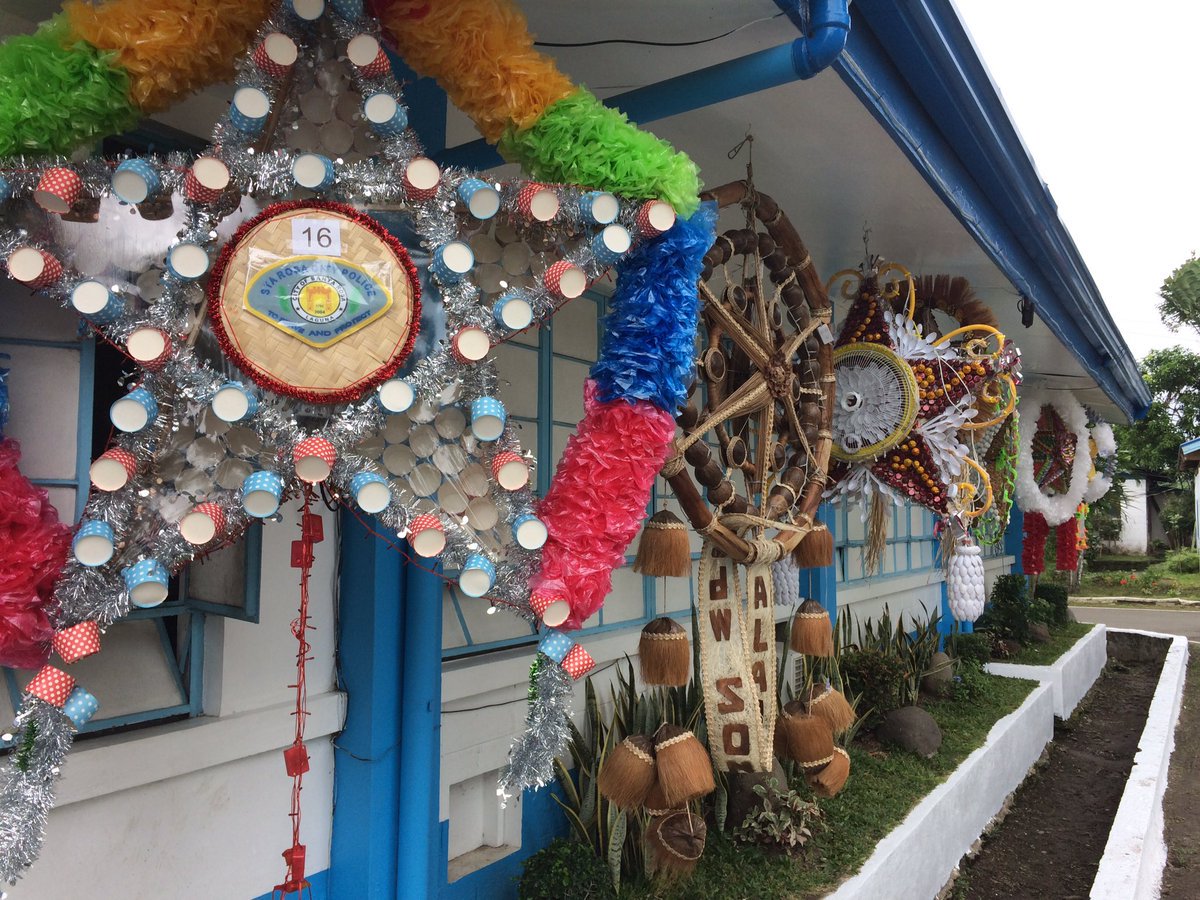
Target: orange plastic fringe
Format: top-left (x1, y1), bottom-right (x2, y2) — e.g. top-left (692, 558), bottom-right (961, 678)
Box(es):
top-left (65, 0), bottom-right (274, 112)
top-left (377, 0), bottom-right (574, 142)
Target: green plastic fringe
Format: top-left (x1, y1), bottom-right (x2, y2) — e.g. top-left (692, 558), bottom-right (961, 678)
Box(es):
top-left (498, 88), bottom-right (701, 215)
top-left (0, 17), bottom-right (138, 158)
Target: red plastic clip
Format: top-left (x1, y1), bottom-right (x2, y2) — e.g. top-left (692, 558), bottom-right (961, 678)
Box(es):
top-left (283, 741), bottom-right (310, 777)
top-left (302, 512), bottom-right (324, 543)
top-left (290, 540), bottom-right (313, 569)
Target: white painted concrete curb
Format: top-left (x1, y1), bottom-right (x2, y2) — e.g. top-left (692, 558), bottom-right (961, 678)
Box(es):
top-left (827, 682), bottom-right (1055, 900)
top-left (987, 623), bottom-right (1107, 718)
top-left (1091, 629), bottom-right (1189, 900)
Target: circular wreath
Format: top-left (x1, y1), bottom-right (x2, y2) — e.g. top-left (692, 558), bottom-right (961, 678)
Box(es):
top-left (1014, 390), bottom-right (1093, 526)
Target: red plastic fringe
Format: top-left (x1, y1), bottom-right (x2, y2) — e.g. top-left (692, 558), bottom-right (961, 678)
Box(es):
top-left (1022, 512), bottom-right (1048, 575)
top-left (533, 381), bottom-right (675, 630)
top-left (1055, 518), bottom-right (1079, 572)
top-left (0, 439), bottom-right (70, 669)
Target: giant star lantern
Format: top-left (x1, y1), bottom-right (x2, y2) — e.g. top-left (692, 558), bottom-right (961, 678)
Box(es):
top-left (0, 0), bottom-right (708, 887)
top-left (824, 260), bottom-right (1018, 621)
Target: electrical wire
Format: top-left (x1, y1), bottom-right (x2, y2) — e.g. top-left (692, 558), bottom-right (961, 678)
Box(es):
top-left (534, 12), bottom-right (784, 49)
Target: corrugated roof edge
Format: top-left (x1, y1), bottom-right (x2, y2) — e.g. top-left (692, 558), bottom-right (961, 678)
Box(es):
top-left (814, 0), bottom-right (1151, 421)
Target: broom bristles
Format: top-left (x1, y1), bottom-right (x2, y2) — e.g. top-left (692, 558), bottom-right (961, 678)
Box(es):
top-left (806, 746), bottom-right (850, 798)
top-left (643, 779), bottom-right (683, 817)
top-left (779, 710), bottom-right (834, 770)
top-left (634, 510), bottom-right (692, 577)
top-left (598, 735), bottom-right (656, 809)
top-left (654, 725), bottom-right (715, 807)
top-left (790, 599), bottom-right (834, 657)
top-left (806, 684), bottom-right (857, 736)
top-left (793, 525), bottom-right (833, 568)
top-left (639, 617), bottom-right (691, 686)
top-left (648, 811), bottom-right (706, 879)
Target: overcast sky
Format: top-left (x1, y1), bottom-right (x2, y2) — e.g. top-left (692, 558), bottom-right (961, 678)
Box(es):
top-left (954, 0), bottom-right (1200, 363)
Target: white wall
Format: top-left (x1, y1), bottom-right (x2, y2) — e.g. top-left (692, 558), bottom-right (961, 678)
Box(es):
top-left (12, 504), bottom-right (344, 900)
top-left (1112, 478), bottom-right (1149, 554)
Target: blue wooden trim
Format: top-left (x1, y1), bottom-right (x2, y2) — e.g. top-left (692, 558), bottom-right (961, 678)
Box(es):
top-left (397, 560), bottom-right (444, 898)
top-left (831, 2), bottom-right (1148, 419)
top-left (152, 616), bottom-right (189, 700)
top-left (186, 610), bottom-right (205, 716)
top-left (805, 502), bottom-right (837, 620)
top-left (79, 702), bottom-right (193, 733)
top-left (0, 337), bottom-right (82, 350)
top-left (251, 865), bottom-right (329, 900)
top-left (330, 510), bottom-right (405, 898)
top-left (447, 582), bottom-right (474, 648)
top-left (75, 336), bottom-right (95, 522)
top-left (1005, 504), bottom-right (1025, 576)
top-left (2, 668), bottom-right (20, 714)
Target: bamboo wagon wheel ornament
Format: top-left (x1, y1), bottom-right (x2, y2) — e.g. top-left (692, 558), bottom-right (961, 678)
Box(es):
top-left (638, 179), bottom-right (844, 783)
top-left (823, 261), bottom-right (1018, 622)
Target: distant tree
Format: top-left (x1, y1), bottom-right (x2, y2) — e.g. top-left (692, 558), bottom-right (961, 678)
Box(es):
top-left (1113, 346), bottom-right (1200, 478)
top-left (1160, 254), bottom-right (1200, 334)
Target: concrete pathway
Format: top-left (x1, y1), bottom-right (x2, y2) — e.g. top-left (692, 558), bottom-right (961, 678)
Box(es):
top-left (1071, 605), bottom-right (1200, 642)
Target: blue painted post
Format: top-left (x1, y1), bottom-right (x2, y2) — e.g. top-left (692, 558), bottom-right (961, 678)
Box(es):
top-left (396, 560), bottom-right (444, 897)
top-left (805, 502), bottom-right (838, 624)
top-left (1006, 505), bottom-right (1025, 575)
top-left (330, 511), bottom-right (405, 898)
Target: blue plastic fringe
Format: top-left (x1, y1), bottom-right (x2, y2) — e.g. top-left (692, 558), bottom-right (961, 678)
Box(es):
top-left (591, 202), bottom-right (717, 413)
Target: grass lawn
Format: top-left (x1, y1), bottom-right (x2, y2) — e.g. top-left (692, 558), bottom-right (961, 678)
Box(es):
top-left (1003, 622), bottom-right (1093, 666)
top-left (627, 674), bottom-right (1035, 899)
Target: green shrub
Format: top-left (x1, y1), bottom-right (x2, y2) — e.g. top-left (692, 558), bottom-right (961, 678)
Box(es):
top-left (1027, 598), bottom-right (1055, 626)
top-left (519, 838), bottom-right (617, 900)
top-left (838, 605), bottom-right (942, 707)
top-left (734, 778), bottom-right (822, 856)
top-left (1034, 583), bottom-right (1071, 626)
top-left (977, 574), bottom-right (1030, 642)
top-left (949, 631), bottom-right (992, 669)
top-left (946, 663), bottom-right (993, 703)
top-left (840, 649), bottom-right (907, 718)
top-left (1163, 548), bottom-right (1200, 574)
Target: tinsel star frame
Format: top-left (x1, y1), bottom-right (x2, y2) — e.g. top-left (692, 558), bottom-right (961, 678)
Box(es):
top-left (0, 0), bottom-right (713, 884)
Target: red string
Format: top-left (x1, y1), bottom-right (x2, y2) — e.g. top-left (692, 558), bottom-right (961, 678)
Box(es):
top-left (275, 485), bottom-right (316, 897)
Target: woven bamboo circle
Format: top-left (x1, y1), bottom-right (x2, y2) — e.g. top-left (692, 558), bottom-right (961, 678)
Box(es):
top-left (209, 201), bottom-right (419, 403)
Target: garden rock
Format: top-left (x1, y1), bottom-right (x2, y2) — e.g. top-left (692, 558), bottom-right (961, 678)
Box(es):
top-left (727, 759), bottom-right (787, 831)
top-left (1029, 622), bottom-right (1051, 644)
top-left (878, 706), bottom-right (942, 758)
top-left (921, 651), bottom-right (955, 696)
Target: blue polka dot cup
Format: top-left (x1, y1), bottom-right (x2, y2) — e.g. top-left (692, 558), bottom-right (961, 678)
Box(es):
top-left (62, 686), bottom-right (99, 730)
top-left (457, 178), bottom-right (500, 220)
top-left (123, 558), bottom-right (169, 607)
top-left (0, 174), bottom-right (9, 202)
top-left (470, 396), bottom-right (506, 442)
top-left (293, 153), bottom-right (337, 191)
top-left (512, 513), bottom-right (548, 550)
top-left (329, 0), bottom-right (362, 19)
top-left (73, 519), bottom-right (115, 567)
top-left (70, 280), bottom-right (123, 325)
top-left (580, 190), bottom-right (619, 225)
top-left (165, 241), bottom-right (210, 281)
top-left (112, 159), bottom-right (161, 204)
top-left (430, 241), bottom-right (474, 285)
top-left (110, 386), bottom-right (158, 433)
top-left (229, 86), bottom-right (271, 134)
top-left (364, 93), bottom-right (408, 137)
top-left (242, 470), bottom-right (285, 518)
top-left (211, 382), bottom-right (258, 423)
top-left (592, 224), bottom-right (632, 267)
top-left (493, 292), bottom-right (533, 330)
top-left (458, 553), bottom-right (496, 598)
top-left (350, 470), bottom-right (392, 514)
top-left (538, 629), bottom-right (575, 664)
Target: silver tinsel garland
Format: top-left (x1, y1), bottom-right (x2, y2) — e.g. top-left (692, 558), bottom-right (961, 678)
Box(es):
top-left (0, 0), bottom-right (651, 882)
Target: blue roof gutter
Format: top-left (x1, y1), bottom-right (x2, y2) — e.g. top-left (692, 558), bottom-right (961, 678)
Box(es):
top-left (435, 0), bottom-right (850, 169)
top-left (832, 0), bottom-right (1150, 421)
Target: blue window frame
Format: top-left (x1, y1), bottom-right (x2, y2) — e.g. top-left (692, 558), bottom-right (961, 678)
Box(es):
top-left (0, 309), bottom-right (262, 734)
top-left (833, 500), bottom-right (940, 583)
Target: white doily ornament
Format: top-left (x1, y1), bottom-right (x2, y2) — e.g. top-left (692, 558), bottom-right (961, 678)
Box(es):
top-left (1014, 390), bottom-right (1093, 527)
top-left (1083, 420), bottom-right (1117, 504)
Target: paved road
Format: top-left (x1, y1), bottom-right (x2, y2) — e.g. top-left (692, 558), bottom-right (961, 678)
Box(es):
top-left (1071, 605), bottom-right (1200, 642)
